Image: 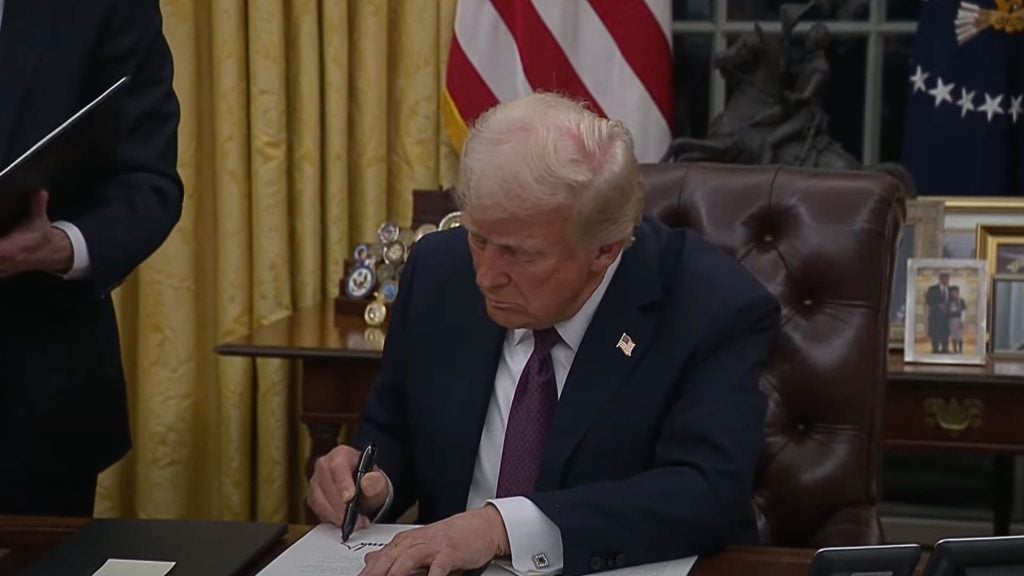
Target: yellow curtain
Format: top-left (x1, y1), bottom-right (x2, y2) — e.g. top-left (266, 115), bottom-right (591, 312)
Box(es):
top-left (95, 0), bottom-right (460, 522)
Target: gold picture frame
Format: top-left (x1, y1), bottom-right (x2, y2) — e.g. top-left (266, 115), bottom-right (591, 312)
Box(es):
top-left (977, 225), bottom-right (1024, 276)
top-left (890, 200), bottom-right (945, 349)
top-left (931, 197), bottom-right (1024, 259)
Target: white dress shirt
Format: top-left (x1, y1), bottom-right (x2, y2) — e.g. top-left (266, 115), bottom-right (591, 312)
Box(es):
top-left (0, 0), bottom-right (91, 280)
top-left (466, 253), bottom-right (622, 575)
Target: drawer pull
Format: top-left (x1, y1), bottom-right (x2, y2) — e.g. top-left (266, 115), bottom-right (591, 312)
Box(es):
top-left (923, 398), bottom-right (984, 435)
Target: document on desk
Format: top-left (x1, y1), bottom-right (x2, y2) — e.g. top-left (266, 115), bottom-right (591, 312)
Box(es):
top-left (257, 523), bottom-right (511, 576)
top-left (256, 523), bottom-right (694, 576)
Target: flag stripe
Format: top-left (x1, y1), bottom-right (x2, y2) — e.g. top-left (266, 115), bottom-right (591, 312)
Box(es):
top-left (452, 0), bottom-right (530, 103)
top-left (489, 0), bottom-right (607, 117)
top-left (587, 0), bottom-right (673, 126)
top-left (445, 0), bottom-right (673, 162)
top-left (445, 37), bottom-right (501, 129)
top-left (530, 0), bottom-right (671, 161)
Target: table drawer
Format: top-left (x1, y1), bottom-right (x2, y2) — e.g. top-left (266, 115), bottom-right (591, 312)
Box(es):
top-left (885, 384), bottom-right (1024, 452)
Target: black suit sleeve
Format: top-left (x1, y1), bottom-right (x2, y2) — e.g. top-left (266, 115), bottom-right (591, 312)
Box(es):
top-left (529, 294), bottom-right (779, 576)
top-left (353, 248), bottom-right (420, 520)
top-left (72, 0), bottom-right (183, 296)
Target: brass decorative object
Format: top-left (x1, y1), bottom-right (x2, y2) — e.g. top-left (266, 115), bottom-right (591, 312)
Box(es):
top-left (923, 397), bottom-right (984, 435)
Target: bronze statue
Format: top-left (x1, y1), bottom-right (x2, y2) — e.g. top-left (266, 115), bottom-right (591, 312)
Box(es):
top-left (660, 1), bottom-right (859, 170)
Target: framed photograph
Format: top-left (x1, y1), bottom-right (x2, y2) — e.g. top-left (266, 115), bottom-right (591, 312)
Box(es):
top-left (977, 225), bottom-right (1024, 276)
top-left (890, 200), bottom-right (944, 349)
top-left (990, 275), bottom-right (1024, 357)
top-left (904, 259), bottom-right (988, 365)
top-left (933, 197), bottom-right (1024, 258)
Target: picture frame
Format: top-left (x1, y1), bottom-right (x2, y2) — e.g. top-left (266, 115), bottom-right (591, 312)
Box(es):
top-left (890, 200), bottom-right (944, 349)
top-left (904, 258), bottom-right (988, 366)
top-left (990, 274), bottom-right (1024, 357)
top-left (977, 225), bottom-right (1024, 276)
top-left (932, 197), bottom-right (1024, 259)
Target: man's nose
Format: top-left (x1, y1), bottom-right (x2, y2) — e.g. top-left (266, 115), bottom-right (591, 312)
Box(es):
top-left (475, 247), bottom-right (509, 290)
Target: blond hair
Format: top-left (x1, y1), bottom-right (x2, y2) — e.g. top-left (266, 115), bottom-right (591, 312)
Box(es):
top-left (455, 93), bottom-right (644, 247)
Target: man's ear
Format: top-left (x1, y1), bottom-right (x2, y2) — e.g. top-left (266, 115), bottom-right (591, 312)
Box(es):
top-left (591, 240), bottom-right (626, 272)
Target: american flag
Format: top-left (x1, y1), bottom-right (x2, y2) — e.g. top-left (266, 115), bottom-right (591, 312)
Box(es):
top-left (443, 0), bottom-right (673, 162)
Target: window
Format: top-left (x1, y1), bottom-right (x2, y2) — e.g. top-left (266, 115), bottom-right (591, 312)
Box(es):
top-left (671, 0), bottom-right (919, 163)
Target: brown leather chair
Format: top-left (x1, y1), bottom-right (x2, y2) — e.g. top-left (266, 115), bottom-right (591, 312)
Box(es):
top-left (413, 161), bottom-right (906, 548)
top-left (641, 162), bottom-right (905, 547)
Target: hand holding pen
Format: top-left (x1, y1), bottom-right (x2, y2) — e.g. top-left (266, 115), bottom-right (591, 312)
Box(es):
top-left (307, 443), bottom-right (389, 533)
top-left (342, 443), bottom-right (377, 542)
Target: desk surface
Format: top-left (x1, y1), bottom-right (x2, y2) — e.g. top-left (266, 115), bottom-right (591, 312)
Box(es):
top-left (0, 516), bottom-right (818, 576)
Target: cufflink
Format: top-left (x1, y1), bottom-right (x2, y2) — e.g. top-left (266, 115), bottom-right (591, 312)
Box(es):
top-left (532, 553), bottom-right (550, 570)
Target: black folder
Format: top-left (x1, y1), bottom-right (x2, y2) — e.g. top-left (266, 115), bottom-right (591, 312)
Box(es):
top-left (0, 76), bottom-right (128, 235)
top-left (19, 519), bottom-right (287, 576)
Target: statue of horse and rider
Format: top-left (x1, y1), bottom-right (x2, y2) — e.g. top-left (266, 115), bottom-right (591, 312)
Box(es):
top-left (661, 1), bottom-right (863, 170)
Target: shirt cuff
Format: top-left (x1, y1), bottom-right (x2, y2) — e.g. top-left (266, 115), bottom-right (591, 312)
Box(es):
top-left (51, 221), bottom-right (91, 279)
top-left (487, 497), bottom-right (563, 575)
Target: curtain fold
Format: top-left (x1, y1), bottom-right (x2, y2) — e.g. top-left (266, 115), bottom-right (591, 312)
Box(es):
top-left (95, 0), bottom-right (460, 521)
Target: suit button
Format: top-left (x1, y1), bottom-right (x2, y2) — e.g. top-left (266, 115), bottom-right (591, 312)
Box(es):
top-left (614, 553), bottom-right (626, 567)
top-left (590, 556), bottom-right (604, 571)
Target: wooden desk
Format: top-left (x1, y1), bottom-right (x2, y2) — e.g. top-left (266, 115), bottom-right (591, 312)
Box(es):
top-left (217, 303), bottom-right (1024, 528)
top-left (0, 516), bottom-right (300, 576)
top-left (0, 515), bottom-right (825, 576)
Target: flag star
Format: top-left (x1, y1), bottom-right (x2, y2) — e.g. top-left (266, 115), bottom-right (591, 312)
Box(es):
top-left (956, 87), bottom-right (976, 117)
top-left (978, 93), bottom-right (1005, 123)
top-left (909, 66), bottom-right (930, 93)
top-left (1011, 95), bottom-right (1023, 124)
top-left (928, 77), bottom-right (955, 108)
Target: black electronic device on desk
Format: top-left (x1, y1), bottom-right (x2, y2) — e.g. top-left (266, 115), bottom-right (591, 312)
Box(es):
top-left (0, 76), bottom-right (128, 235)
top-left (807, 543), bottom-right (922, 576)
top-left (922, 535), bottom-right (1024, 576)
top-left (19, 519), bottom-right (287, 576)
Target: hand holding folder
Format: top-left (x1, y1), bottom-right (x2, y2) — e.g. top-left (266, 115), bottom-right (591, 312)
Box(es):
top-left (0, 76), bottom-right (129, 236)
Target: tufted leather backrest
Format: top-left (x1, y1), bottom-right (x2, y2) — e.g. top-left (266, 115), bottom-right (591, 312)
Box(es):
top-left (412, 161), bottom-right (905, 547)
top-left (640, 162), bottom-right (905, 547)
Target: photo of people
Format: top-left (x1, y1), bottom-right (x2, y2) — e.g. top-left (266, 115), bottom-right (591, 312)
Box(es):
top-left (905, 259), bottom-right (988, 365)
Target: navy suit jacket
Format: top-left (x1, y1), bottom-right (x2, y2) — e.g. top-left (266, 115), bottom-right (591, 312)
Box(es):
top-left (0, 0), bottom-right (182, 479)
top-left (355, 217), bottom-right (779, 575)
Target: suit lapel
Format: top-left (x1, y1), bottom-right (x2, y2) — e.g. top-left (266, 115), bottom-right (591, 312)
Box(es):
top-left (536, 223), bottom-right (664, 491)
top-left (435, 263), bottom-right (505, 516)
top-left (0, 0), bottom-right (56, 163)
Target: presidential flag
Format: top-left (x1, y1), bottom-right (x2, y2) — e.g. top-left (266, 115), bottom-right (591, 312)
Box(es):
top-left (901, 0), bottom-right (1024, 196)
top-left (443, 0), bottom-right (673, 162)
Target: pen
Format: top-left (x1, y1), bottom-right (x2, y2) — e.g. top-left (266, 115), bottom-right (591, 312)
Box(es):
top-left (341, 442), bottom-right (377, 543)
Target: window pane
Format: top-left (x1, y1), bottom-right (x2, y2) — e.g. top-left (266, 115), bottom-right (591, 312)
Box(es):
top-left (673, 0), bottom-right (713, 21)
top-left (672, 33), bottom-right (712, 138)
top-left (810, 34), bottom-right (866, 159)
top-left (880, 35), bottom-right (916, 162)
top-left (727, 0), bottom-right (868, 21)
top-left (887, 0), bottom-right (920, 21)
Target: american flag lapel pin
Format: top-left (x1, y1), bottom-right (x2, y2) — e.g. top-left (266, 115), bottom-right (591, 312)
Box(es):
top-left (616, 333), bottom-right (635, 357)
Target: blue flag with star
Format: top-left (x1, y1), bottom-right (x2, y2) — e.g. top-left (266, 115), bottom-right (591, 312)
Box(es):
top-left (901, 0), bottom-right (1024, 196)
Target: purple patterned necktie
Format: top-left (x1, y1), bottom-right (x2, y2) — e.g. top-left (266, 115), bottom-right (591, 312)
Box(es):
top-left (496, 328), bottom-right (561, 498)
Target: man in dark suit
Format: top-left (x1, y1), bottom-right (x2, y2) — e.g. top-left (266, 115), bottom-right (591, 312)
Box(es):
top-left (925, 272), bottom-right (954, 353)
top-left (309, 93), bottom-right (778, 575)
top-left (0, 0), bottom-right (182, 516)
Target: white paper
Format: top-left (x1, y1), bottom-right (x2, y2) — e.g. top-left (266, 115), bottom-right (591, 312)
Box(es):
top-left (91, 558), bottom-right (176, 576)
top-left (256, 522), bottom-right (693, 576)
top-left (256, 523), bottom-right (418, 576)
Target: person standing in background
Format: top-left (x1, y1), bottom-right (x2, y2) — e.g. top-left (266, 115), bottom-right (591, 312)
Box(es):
top-left (0, 0), bottom-right (182, 516)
